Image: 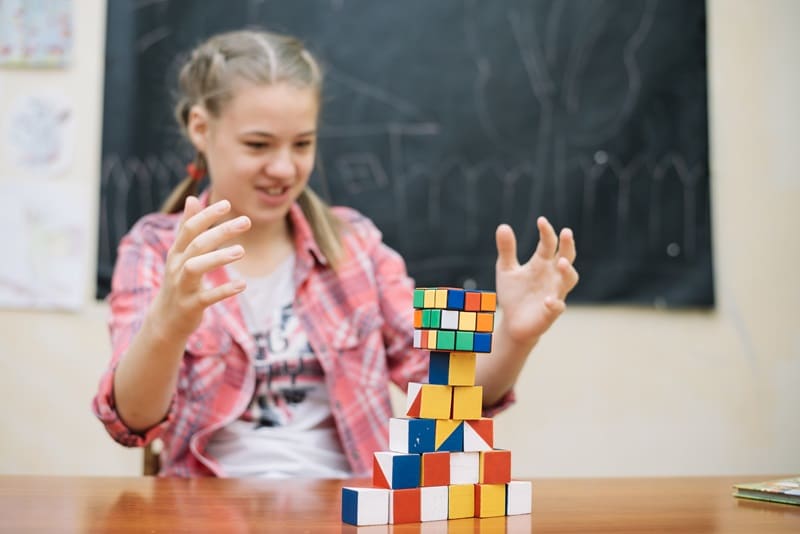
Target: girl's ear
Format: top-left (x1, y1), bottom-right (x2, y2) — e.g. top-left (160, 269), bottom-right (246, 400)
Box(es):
top-left (187, 105), bottom-right (210, 152)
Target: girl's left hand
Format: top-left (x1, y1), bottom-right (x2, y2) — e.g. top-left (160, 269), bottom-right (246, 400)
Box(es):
top-left (494, 217), bottom-right (579, 345)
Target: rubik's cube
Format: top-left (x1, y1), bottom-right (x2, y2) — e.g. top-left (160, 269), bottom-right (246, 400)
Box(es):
top-left (342, 288), bottom-right (533, 526)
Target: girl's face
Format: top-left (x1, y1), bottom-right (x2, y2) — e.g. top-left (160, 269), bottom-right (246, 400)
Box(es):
top-left (190, 81), bottom-right (319, 227)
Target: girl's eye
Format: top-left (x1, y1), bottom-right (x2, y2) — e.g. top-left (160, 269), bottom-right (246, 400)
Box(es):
top-left (245, 141), bottom-right (268, 149)
top-left (296, 140), bottom-right (314, 149)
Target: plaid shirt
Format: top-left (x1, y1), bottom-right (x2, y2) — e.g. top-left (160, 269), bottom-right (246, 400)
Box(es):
top-left (93, 194), bottom-right (513, 477)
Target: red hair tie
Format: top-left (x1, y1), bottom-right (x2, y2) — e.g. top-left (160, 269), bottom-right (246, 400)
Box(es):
top-left (186, 162), bottom-right (205, 181)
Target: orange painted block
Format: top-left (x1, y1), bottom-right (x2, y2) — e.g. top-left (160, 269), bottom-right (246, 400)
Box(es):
top-left (474, 483), bottom-right (506, 518)
top-left (448, 484), bottom-right (475, 519)
top-left (413, 309), bottom-right (423, 328)
top-left (481, 292), bottom-right (497, 311)
top-left (464, 292), bottom-right (482, 311)
top-left (452, 385), bottom-right (483, 420)
top-left (420, 452), bottom-right (450, 486)
top-left (405, 383), bottom-right (452, 420)
top-left (479, 449), bottom-right (511, 484)
top-left (389, 488), bottom-right (421, 524)
top-left (475, 312), bottom-right (494, 332)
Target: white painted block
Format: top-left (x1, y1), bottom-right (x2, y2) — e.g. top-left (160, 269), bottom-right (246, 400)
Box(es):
top-left (449, 452), bottom-right (479, 484)
top-left (440, 310), bottom-right (460, 330)
top-left (420, 486), bottom-right (448, 522)
top-left (342, 487), bottom-right (389, 525)
top-left (506, 480), bottom-right (533, 515)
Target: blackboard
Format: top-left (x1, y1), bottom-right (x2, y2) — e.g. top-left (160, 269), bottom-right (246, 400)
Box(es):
top-left (98, 0), bottom-right (713, 307)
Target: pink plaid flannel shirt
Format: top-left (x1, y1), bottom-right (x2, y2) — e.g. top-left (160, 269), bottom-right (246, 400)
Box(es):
top-left (93, 194), bottom-right (513, 476)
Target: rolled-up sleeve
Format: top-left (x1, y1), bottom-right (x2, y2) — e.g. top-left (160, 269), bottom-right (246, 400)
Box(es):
top-left (91, 217), bottom-right (177, 447)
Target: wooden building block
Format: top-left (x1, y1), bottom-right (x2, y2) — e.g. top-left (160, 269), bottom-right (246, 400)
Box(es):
top-left (405, 383), bottom-right (452, 420)
top-left (426, 330), bottom-right (437, 350)
top-left (413, 288), bottom-right (425, 308)
top-left (479, 449), bottom-right (511, 484)
top-left (458, 311), bottom-right (477, 331)
top-left (424, 289), bottom-right (436, 308)
top-left (435, 330), bottom-right (455, 351)
top-left (434, 289), bottom-right (448, 308)
top-left (413, 309), bottom-right (423, 328)
top-left (463, 419), bottom-right (494, 451)
top-left (440, 310), bottom-right (459, 330)
top-left (373, 452), bottom-right (421, 489)
top-left (480, 292), bottom-right (497, 311)
top-left (455, 331), bottom-right (473, 351)
top-left (420, 452), bottom-right (450, 486)
top-left (389, 417), bottom-right (435, 454)
top-left (464, 291), bottom-right (482, 311)
top-left (448, 484), bottom-right (475, 519)
top-left (449, 452), bottom-right (479, 484)
top-left (342, 487), bottom-right (389, 526)
top-left (506, 480), bottom-right (533, 515)
top-left (446, 288), bottom-right (465, 310)
top-left (452, 386), bottom-right (483, 420)
top-left (428, 351), bottom-right (476, 386)
top-left (474, 484), bottom-right (506, 518)
top-left (434, 420), bottom-right (463, 452)
top-left (475, 312), bottom-right (494, 332)
top-left (389, 488), bottom-right (420, 524)
top-left (420, 486), bottom-right (449, 522)
top-left (472, 332), bottom-right (492, 353)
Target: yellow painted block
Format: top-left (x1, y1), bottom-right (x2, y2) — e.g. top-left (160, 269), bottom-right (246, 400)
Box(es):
top-left (452, 386), bottom-right (483, 420)
top-left (448, 484), bottom-right (475, 519)
top-left (424, 289), bottom-right (436, 308)
top-left (449, 352), bottom-right (476, 386)
top-left (406, 383), bottom-right (453, 420)
top-left (435, 289), bottom-right (448, 308)
top-left (474, 484), bottom-right (505, 518)
top-left (458, 311), bottom-right (477, 331)
top-left (427, 330), bottom-right (437, 350)
top-left (435, 419), bottom-right (461, 450)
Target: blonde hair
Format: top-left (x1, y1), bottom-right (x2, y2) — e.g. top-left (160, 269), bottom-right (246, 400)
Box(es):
top-left (162, 29), bottom-right (344, 267)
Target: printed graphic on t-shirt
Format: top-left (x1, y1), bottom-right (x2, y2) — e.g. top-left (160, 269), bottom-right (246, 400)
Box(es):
top-left (242, 301), bottom-right (326, 428)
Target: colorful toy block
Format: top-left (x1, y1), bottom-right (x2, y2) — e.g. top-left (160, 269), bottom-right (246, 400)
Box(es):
top-left (428, 351), bottom-right (476, 386)
top-left (420, 486), bottom-right (449, 522)
top-left (342, 487), bottom-right (389, 526)
top-left (420, 452), bottom-right (450, 486)
top-left (389, 488), bottom-right (420, 524)
top-left (479, 449), bottom-right (511, 484)
top-left (474, 484), bottom-right (506, 518)
top-left (434, 420), bottom-right (463, 452)
top-left (373, 452), bottom-right (421, 489)
top-left (448, 484), bottom-right (475, 519)
top-left (452, 386), bottom-right (483, 420)
top-left (389, 418), bottom-right (435, 454)
top-left (506, 481), bottom-right (533, 515)
top-left (405, 383), bottom-right (452, 420)
top-left (342, 285), bottom-right (532, 527)
top-left (463, 419), bottom-right (494, 451)
top-left (449, 452), bottom-right (479, 484)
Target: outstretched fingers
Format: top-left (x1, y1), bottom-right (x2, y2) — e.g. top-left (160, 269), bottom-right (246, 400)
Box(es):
top-left (558, 227), bottom-right (577, 264)
top-left (558, 257), bottom-right (580, 293)
top-left (173, 198), bottom-right (232, 254)
top-left (197, 278), bottom-right (247, 308)
top-left (495, 224), bottom-right (520, 271)
top-left (532, 216), bottom-right (558, 261)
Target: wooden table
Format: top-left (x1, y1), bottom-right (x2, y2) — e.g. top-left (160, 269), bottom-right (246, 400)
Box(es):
top-left (0, 475), bottom-right (797, 532)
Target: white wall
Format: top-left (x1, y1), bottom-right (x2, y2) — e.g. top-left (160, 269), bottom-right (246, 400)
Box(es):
top-left (1, 0), bottom-right (798, 477)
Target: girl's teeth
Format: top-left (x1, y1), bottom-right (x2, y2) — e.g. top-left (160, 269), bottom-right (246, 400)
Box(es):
top-left (266, 187), bottom-right (283, 195)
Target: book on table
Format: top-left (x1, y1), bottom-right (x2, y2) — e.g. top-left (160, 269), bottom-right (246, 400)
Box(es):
top-left (733, 477), bottom-right (800, 506)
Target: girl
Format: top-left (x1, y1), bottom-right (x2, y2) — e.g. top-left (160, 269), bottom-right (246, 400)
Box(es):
top-left (93, 29), bottom-right (579, 477)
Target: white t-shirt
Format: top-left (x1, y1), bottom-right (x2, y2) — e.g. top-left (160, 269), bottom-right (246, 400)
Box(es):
top-left (206, 255), bottom-right (351, 478)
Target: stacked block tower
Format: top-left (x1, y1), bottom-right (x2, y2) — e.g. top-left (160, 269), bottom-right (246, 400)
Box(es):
top-left (342, 287), bottom-right (533, 526)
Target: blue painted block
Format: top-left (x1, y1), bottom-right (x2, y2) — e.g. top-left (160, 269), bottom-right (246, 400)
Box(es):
top-left (473, 332), bottom-right (492, 353)
top-left (394, 454), bottom-right (422, 489)
top-left (428, 351), bottom-right (450, 385)
top-left (438, 422), bottom-right (464, 452)
top-left (447, 289), bottom-right (465, 310)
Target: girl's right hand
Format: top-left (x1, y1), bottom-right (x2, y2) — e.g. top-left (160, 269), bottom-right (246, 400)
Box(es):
top-left (151, 196), bottom-right (251, 339)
